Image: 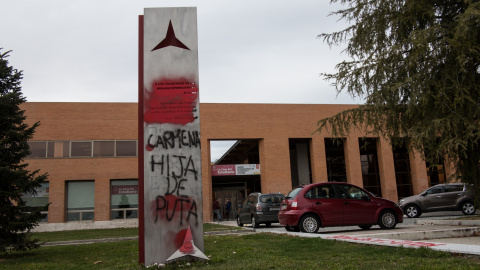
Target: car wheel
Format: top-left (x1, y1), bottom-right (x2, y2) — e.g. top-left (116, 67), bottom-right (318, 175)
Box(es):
top-left (236, 216), bottom-right (243, 227)
top-left (405, 204), bottom-right (421, 218)
top-left (265, 222), bottom-right (272, 227)
top-left (378, 210), bottom-right (397, 229)
top-left (285, 226), bottom-right (300, 232)
top-left (299, 214), bottom-right (320, 233)
top-left (461, 201), bottom-right (476, 215)
top-left (251, 216), bottom-right (259, 228)
top-left (359, 225), bottom-right (372, 230)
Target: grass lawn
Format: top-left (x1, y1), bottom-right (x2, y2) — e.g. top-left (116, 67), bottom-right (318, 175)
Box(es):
top-left (1, 227), bottom-right (479, 269)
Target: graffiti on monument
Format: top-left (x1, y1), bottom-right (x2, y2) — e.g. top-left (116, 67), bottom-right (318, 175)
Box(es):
top-left (141, 7), bottom-right (205, 265)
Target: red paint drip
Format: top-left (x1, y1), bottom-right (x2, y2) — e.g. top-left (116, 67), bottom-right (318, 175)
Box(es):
top-left (144, 78), bottom-right (198, 125)
top-left (145, 144), bottom-right (154, 152)
top-left (179, 226), bottom-right (195, 254)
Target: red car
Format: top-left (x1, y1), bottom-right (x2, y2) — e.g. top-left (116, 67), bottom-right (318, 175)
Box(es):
top-left (278, 182), bottom-right (403, 233)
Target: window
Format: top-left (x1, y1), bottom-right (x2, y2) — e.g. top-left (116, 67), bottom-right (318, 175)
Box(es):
top-left (305, 184), bottom-right (336, 199)
top-left (426, 162), bottom-right (445, 186)
top-left (28, 141), bottom-right (54, 158)
top-left (444, 185), bottom-right (463, 193)
top-left (393, 141), bottom-right (413, 199)
top-left (259, 194), bottom-right (284, 203)
top-left (71, 141), bottom-right (92, 157)
top-left (336, 184), bottom-right (369, 200)
top-left (324, 138), bottom-right (347, 182)
top-left (424, 145), bottom-right (446, 186)
top-left (359, 138), bottom-right (382, 197)
top-left (426, 186), bottom-right (443, 195)
top-left (94, 141), bottom-right (115, 157)
top-left (66, 181), bottom-right (95, 221)
top-left (111, 179), bottom-right (138, 219)
top-left (22, 183), bottom-right (49, 222)
top-left (116, 141), bottom-right (137, 157)
top-left (289, 139), bottom-right (312, 187)
top-left (27, 140), bottom-right (138, 158)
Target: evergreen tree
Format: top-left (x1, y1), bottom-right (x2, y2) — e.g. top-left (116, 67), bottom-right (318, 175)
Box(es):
top-left (0, 49), bottom-right (48, 252)
top-left (317, 1), bottom-right (480, 202)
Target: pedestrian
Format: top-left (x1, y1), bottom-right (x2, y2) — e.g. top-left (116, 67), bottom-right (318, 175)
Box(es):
top-left (213, 198), bottom-right (222, 222)
top-left (224, 199), bottom-right (231, 221)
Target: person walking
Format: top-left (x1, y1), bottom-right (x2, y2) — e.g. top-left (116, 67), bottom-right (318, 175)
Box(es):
top-left (224, 199), bottom-right (232, 221)
top-left (213, 198), bottom-right (222, 222)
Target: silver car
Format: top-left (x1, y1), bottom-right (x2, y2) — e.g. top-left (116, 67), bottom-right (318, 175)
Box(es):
top-left (236, 193), bottom-right (284, 228)
top-left (398, 183), bottom-right (476, 218)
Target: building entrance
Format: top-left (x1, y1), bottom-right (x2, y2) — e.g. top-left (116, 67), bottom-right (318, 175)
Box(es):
top-left (212, 174), bottom-right (261, 221)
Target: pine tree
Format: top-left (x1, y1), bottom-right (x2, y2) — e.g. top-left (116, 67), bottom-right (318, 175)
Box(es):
top-left (317, 1), bottom-right (480, 203)
top-left (0, 49), bottom-right (48, 252)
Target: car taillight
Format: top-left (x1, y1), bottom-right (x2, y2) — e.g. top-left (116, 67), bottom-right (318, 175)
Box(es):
top-left (256, 203), bottom-right (261, 211)
top-left (291, 199), bottom-right (298, 210)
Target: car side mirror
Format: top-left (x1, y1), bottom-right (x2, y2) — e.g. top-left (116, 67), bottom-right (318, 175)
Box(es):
top-left (361, 195), bottom-right (370, 201)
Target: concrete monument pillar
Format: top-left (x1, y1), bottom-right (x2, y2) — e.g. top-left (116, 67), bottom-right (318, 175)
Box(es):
top-left (138, 7), bottom-right (206, 266)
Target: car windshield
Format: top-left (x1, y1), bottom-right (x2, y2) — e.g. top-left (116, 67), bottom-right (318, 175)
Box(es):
top-left (260, 194), bottom-right (284, 203)
top-left (285, 187), bottom-right (303, 199)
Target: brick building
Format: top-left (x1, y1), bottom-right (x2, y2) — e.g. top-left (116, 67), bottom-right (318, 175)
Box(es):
top-left (21, 102), bottom-right (448, 229)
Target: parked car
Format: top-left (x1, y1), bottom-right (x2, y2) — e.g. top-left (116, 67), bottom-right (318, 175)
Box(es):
top-left (398, 183), bottom-right (476, 218)
top-left (278, 182), bottom-right (403, 233)
top-left (237, 192), bottom-right (285, 228)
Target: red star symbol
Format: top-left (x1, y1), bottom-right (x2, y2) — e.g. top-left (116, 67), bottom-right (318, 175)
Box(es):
top-left (151, 20), bottom-right (190, 51)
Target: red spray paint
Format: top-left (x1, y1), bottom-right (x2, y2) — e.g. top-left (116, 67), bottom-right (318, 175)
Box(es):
top-left (144, 78), bottom-right (198, 125)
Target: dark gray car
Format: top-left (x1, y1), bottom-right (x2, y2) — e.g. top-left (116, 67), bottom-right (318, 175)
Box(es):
top-left (398, 183), bottom-right (476, 218)
top-left (237, 193), bottom-right (284, 228)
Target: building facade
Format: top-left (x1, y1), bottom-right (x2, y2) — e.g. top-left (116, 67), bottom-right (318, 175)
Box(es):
top-left (21, 102), bottom-right (449, 228)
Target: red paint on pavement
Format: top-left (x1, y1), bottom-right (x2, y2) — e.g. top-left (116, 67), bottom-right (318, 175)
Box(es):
top-left (327, 235), bottom-right (446, 247)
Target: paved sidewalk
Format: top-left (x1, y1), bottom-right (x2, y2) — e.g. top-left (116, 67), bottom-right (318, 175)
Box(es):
top-left (213, 218), bottom-right (480, 256)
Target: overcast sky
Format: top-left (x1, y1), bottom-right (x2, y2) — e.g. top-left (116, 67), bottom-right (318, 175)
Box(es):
top-left (2, 0), bottom-right (362, 161)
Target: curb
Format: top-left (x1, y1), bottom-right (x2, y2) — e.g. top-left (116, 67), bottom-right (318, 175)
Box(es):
top-left (41, 229), bottom-right (256, 246)
top-left (41, 236), bottom-right (139, 246)
top-left (352, 227), bottom-right (480, 241)
top-left (416, 219), bottom-right (480, 226)
top-left (204, 228), bottom-right (256, 236)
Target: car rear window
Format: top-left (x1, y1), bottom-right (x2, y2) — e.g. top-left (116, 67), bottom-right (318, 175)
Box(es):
top-left (260, 194), bottom-right (284, 203)
top-left (285, 187), bottom-right (303, 199)
top-left (444, 185), bottom-right (464, 192)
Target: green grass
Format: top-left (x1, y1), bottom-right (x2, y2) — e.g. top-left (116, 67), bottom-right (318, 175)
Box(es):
top-left (1, 232), bottom-right (479, 269)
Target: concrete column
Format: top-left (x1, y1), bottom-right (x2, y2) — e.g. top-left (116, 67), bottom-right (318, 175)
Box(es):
top-left (409, 148), bottom-right (429, 194)
top-left (201, 140), bottom-right (213, 222)
top-left (344, 137), bottom-right (363, 187)
top-left (444, 156), bottom-right (457, 183)
top-left (376, 138), bottom-right (398, 201)
top-left (49, 179), bottom-right (66, 223)
top-left (311, 136), bottom-right (327, 183)
top-left (94, 177), bottom-right (110, 221)
top-left (260, 138), bottom-right (292, 195)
